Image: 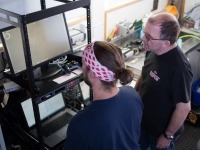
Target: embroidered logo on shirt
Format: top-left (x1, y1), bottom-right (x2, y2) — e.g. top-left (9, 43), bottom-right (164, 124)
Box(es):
top-left (149, 71), bottom-right (160, 81)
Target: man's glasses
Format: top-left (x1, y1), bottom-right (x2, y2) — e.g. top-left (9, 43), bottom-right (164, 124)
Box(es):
top-left (143, 31), bottom-right (168, 41)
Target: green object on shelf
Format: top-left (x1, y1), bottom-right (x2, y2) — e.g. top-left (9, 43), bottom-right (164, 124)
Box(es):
top-left (134, 20), bottom-right (142, 30)
top-left (179, 35), bottom-right (200, 41)
top-left (130, 20), bottom-right (142, 30)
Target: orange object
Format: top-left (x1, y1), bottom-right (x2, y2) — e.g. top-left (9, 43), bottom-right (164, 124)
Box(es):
top-left (166, 5), bottom-right (179, 17)
top-left (165, 1), bottom-right (179, 18)
top-left (107, 27), bottom-right (119, 42)
top-left (108, 28), bottom-right (115, 39)
top-left (113, 27), bottom-right (119, 37)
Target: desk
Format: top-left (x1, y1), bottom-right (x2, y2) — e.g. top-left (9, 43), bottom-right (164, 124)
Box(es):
top-left (125, 37), bottom-right (200, 83)
top-left (125, 53), bottom-right (145, 79)
top-left (181, 37), bottom-right (200, 55)
top-left (181, 27), bottom-right (200, 37)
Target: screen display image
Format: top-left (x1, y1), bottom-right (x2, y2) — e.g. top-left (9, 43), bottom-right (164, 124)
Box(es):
top-left (21, 93), bottom-right (66, 128)
top-left (2, 13), bottom-right (72, 74)
top-left (21, 98), bottom-right (35, 127)
top-left (2, 28), bottom-right (26, 74)
top-left (38, 93), bottom-right (65, 120)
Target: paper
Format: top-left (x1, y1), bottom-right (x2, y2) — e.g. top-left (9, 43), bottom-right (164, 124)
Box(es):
top-left (53, 73), bottom-right (77, 84)
top-left (72, 68), bottom-right (82, 75)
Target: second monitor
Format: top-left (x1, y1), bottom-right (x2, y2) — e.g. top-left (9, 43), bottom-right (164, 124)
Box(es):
top-left (2, 13), bottom-right (73, 76)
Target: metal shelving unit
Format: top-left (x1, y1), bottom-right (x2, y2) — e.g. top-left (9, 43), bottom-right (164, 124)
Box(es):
top-left (0, 0), bottom-right (91, 149)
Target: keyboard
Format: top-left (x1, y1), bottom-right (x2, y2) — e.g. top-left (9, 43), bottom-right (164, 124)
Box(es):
top-left (42, 112), bottom-right (73, 137)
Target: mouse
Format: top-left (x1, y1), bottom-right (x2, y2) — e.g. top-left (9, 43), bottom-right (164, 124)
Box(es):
top-left (61, 64), bottom-right (71, 74)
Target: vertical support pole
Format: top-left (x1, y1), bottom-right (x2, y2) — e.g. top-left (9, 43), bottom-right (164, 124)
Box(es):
top-left (86, 2), bottom-right (93, 101)
top-left (40, 0), bottom-right (46, 10)
top-left (20, 15), bottom-right (45, 150)
top-left (86, 5), bottom-right (91, 44)
top-left (152, 0), bottom-right (159, 11)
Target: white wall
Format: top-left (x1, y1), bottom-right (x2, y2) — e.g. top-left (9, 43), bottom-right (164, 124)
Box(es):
top-left (90, 0), bottom-right (105, 41)
top-left (0, 0), bottom-right (25, 29)
top-left (0, 0), bottom-right (25, 14)
top-left (25, 0), bottom-right (41, 13)
top-left (103, 0), bottom-right (168, 40)
top-left (184, 0), bottom-right (200, 14)
top-left (0, 0), bottom-right (183, 41)
top-left (36, 0), bottom-right (169, 41)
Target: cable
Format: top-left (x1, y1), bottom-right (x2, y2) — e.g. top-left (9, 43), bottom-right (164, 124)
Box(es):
top-left (49, 55), bottom-right (68, 65)
top-left (179, 35), bottom-right (200, 41)
top-left (0, 76), bottom-right (5, 82)
top-left (1, 52), bottom-right (7, 71)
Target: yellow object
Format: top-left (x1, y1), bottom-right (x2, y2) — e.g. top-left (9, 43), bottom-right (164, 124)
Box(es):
top-left (108, 28), bottom-right (115, 39)
top-left (165, 4), bottom-right (179, 18)
top-left (189, 113), bottom-right (197, 124)
top-left (107, 27), bottom-right (120, 42)
top-left (113, 27), bottom-right (119, 37)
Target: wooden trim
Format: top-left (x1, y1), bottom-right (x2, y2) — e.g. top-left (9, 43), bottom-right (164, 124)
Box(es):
top-left (67, 16), bottom-right (86, 26)
top-left (180, 0), bottom-right (185, 19)
top-left (104, 0), bottom-right (141, 40)
top-left (104, 9), bottom-right (108, 41)
top-left (105, 0), bottom-right (140, 14)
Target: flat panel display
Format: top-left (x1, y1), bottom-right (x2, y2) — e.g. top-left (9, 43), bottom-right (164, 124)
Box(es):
top-left (2, 13), bottom-right (72, 74)
top-left (21, 93), bottom-right (65, 128)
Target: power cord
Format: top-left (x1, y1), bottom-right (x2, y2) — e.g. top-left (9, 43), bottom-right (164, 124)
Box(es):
top-left (7, 144), bottom-right (21, 150)
top-left (49, 55), bottom-right (68, 65)
top-left (63, 85), bottom-right (83, 110)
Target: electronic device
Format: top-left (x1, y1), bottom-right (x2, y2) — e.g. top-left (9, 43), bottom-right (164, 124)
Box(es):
top-left (122, 48), bottom-right (134, 60)
top-left (57, 60), bottom-right (81, 75)
top-left (0, 43), bottom-right (3, 51)
top-left (69, 29), bottom-right (86, 45)
top-left (79, 81), bottom-right (90, 101)
top-left (66, 60), bottom-right (81, 71)
top-left (116, 20), bottom-right (130, 37)
top-left (67, 51), bottom-right (83, 66)
top-left (3, 81), bottom-right (21, 93)
top-left (20, 93), bottom-right (76, 148)
top-left (0, 124), bottom-right (6, 150)
top-left (57, 63), bottom-right (71, 75)
top-left (1, 13), bottom-right (73, 79)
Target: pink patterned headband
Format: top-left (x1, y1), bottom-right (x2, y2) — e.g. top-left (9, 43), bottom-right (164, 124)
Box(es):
top-left (82, 42), bottom-right (115, 82)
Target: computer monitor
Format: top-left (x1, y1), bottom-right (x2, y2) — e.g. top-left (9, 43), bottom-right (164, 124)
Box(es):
top-left (2, 13), bottom-right (73, 78)
top-left (0, 124), bottom-right (6, 150)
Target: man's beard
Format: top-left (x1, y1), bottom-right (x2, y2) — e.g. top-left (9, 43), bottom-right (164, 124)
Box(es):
top-left (83, 70), bottom-right (92, 87)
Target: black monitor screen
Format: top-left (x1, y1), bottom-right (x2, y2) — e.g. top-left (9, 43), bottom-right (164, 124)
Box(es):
top-left (2, 13), bottom-right (72, 74)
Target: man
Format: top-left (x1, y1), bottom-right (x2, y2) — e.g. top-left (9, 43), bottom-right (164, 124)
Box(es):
top-left (64, 41), bottom-right (143, 150)
top-left (135, 12), bottom-right (193, 150)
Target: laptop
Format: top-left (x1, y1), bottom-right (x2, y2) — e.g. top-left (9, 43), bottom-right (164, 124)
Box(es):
top-left (20, 93), bottom-right (76, 148)
top-left (0, 124), bottom-right (6, 150)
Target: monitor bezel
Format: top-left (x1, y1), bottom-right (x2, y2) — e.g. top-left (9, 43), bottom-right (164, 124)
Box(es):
top-left (1, 13), bottom-right (73, 76)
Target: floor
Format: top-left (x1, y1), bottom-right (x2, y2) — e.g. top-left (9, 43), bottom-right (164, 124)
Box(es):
top-left (1, 113), bottom-right (200, 150)
top-left (175, 122), bottom-right (200, 150)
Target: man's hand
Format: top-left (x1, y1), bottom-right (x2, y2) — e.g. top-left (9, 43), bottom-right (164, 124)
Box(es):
top-left (156, 134), bottom-right (171, 149)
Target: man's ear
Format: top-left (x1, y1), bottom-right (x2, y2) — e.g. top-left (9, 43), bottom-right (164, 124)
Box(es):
top-left (163, 40), bottom-right (171, 47)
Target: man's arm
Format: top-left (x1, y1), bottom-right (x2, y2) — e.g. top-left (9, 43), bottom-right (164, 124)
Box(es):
top-left (134, 74), bottom-right (142, 92)
top-left (165, 101), bottom-right (191, 136)
top-left (156, 101), bottom-right (191, 149)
